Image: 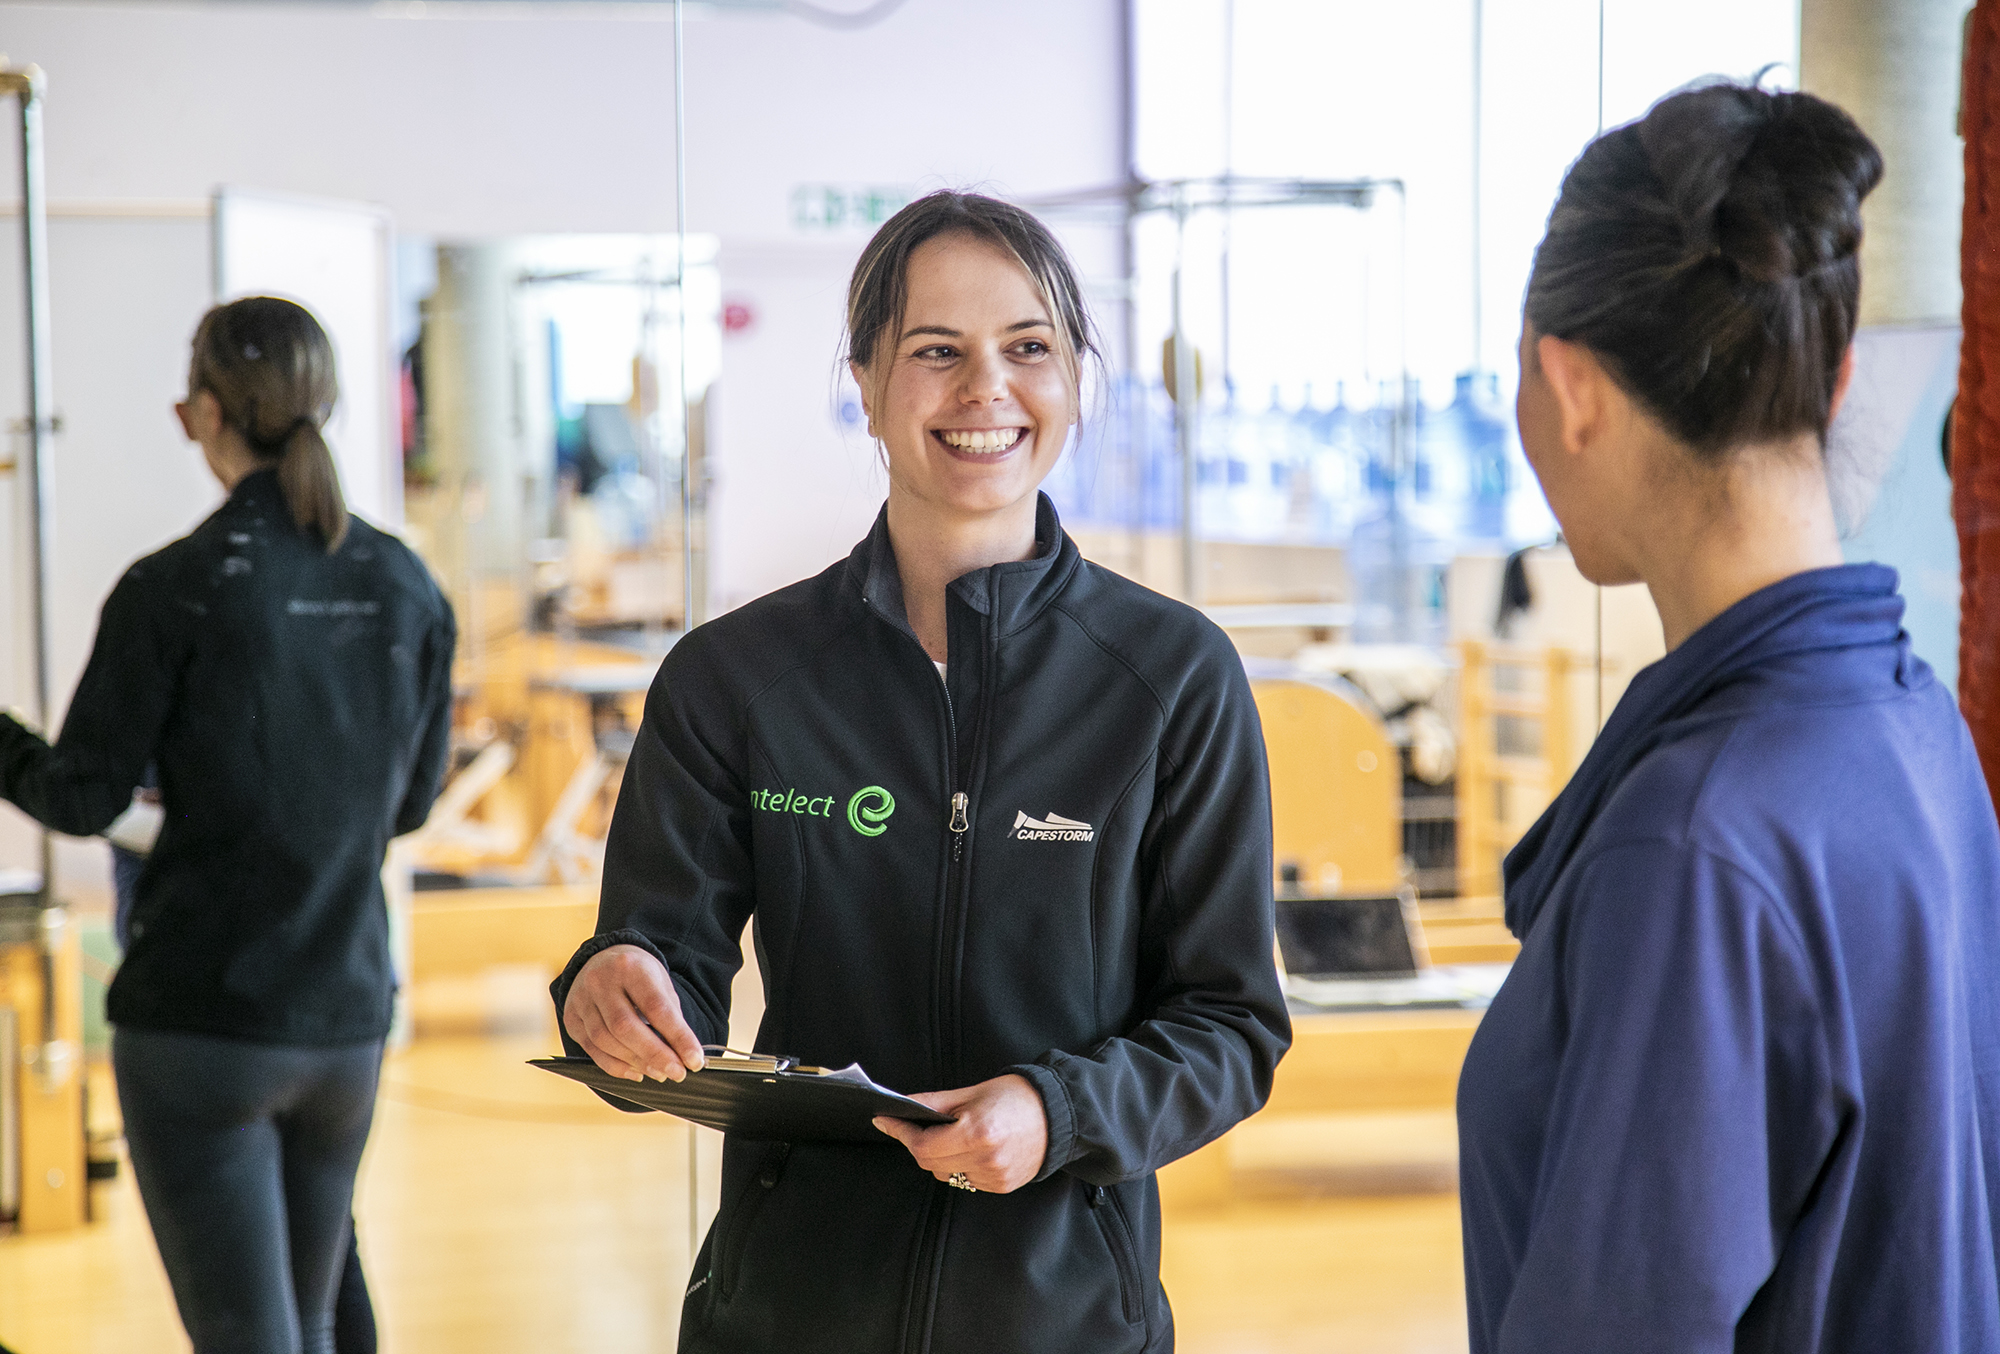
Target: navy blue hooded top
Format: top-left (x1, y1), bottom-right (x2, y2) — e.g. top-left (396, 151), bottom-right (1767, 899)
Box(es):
top-left (1458, 565), bottom-right (2000, 1354)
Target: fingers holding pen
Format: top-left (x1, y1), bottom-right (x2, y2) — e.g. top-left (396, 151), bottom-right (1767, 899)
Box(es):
top-left (563, 944), bottom-right (708, 1083)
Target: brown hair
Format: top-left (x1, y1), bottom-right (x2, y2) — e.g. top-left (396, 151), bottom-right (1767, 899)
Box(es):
top-left (844, 191), bottom-right (1099, 416)
top-left (189, 296), bottom-right (349, 552)
top-left (1525, 83), bottom-right (1883, 459)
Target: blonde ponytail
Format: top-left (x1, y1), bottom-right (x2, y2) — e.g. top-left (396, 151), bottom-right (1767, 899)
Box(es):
top-left (277, 419), bottom-right (349, 553)
top-left (187, 296), bottom-right (351, 554)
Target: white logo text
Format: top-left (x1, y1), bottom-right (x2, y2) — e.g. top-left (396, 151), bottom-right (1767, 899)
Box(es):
top-left (1012, 810), bottom-right (1095, 843)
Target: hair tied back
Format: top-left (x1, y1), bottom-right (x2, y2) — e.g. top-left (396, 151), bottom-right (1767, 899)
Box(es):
top-left (1527, 81), bottom-right (1881, 458)
top-left (188, 297), bottom-right (350, 553)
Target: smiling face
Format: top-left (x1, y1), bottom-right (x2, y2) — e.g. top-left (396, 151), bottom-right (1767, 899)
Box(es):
top-left (854, 233), bottom-right (1077, 524)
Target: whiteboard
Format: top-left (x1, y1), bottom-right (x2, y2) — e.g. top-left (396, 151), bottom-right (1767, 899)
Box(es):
top-left (213, 188), bottom-right (400, 528)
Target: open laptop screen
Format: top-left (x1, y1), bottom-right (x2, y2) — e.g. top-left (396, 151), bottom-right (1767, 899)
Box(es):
top-left (1275, 892), bottom-right (1425, 979)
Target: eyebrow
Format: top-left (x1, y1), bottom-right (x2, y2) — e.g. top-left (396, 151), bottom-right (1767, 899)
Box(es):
top-left (901, 319), bottom-right (1054, 341)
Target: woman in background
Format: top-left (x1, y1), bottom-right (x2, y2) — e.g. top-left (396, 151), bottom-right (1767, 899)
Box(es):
top-left (1457, 84), bottom-right (2000, 1352)
top-left (0, 297), bottom-right (455, 1354)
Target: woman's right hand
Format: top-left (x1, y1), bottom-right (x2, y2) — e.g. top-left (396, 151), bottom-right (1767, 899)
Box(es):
top-left (562, 944), bottom-right (708, 1083)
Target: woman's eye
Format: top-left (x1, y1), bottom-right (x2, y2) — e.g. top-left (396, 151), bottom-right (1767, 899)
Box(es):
top-left (1013, 341), bottom-right (1051, 358)
top-left (914, 345), bottom-right (957, 361)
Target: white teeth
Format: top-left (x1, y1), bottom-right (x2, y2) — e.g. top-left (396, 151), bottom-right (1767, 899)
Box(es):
top-left (939, 428), bottom-right (1024, 451)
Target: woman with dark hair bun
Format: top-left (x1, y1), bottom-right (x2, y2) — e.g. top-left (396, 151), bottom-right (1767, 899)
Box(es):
top-left (1455, 83), bottom-right (2000, 1352)
top-left (0, 296), bottom-right (456, 1354)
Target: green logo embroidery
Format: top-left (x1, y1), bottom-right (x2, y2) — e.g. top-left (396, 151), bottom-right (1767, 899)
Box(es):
top-left (847, 786), bottom-right (895, 837)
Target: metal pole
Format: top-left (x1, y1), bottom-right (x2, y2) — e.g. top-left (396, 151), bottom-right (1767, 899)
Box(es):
top-left (672, 0), bottom-right (703, 1273)
top-left (3, 66), bottom-right (55, 907)
top-left (1218, 0), bottom-right (1234, 387)
top-left (4, 62), bottom-right (70, 1092)
top-left (1594, 0), bottom-right (1605, 731)
top-left (1171, 197), bottom-right (1199, 603)
top-left (1469, 0), bottom-right (1483, 375)
top-left (675, 0), bottom-right (696, 638)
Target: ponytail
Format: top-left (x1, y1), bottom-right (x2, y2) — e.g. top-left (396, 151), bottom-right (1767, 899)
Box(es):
top-left (277, 420), bottom-right (349, 553)
top-left (187, 296), bottom-right (351, 554)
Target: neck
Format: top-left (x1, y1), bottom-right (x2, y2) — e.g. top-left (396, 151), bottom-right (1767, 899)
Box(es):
top-left (206, 430), bottom-right (268, 492)
top-left (1634, 437), bottom-right (1844, 650)
top-left (885, 491), bottom-right (1041, 663)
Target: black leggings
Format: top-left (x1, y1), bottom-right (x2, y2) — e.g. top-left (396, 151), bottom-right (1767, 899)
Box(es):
top-left (113, 1028), bottom-right (382, 1354)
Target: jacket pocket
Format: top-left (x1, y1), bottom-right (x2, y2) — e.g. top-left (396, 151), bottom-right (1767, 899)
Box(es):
top-left (718, 1142), bottom-right (792, 1301)
top-left (1086, 1182), bottom-right (1143, 1325)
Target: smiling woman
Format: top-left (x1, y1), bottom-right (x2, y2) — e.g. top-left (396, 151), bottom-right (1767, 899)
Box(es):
top-left (843, 195), bottom-right (1101, 659)
top-left (552, 191), bottom-right (1289, 1354)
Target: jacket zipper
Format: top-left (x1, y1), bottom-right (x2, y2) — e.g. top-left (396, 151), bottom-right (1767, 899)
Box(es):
top-left (717, 1142), bottom-right (791, 1301)
top-left (928, 624), bottom-right (977, 1354)
top-left (1088, 1183), bottom-right (1144, 1325)
top-left (867, 594), bottom-right (976, 1354)
top-left (949, 791), bottom-right (969, 858)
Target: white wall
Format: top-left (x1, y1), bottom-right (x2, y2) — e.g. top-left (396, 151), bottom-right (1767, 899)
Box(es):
top-left (0, 1), bottom-right (1125, 240)
top-left (0, 212), bottom-right (218, 891)
top-left (709, 240), bottom-right (886, 611)
top-left (1, 0), bottom-right (1127, 614)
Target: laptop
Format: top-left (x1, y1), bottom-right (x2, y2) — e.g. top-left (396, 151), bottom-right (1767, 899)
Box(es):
top-left (1274, 889), bottom-right (1429, 980)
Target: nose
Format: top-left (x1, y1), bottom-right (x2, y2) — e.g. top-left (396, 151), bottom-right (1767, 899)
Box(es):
top-left (959, 345), bottom-right (1008, 405)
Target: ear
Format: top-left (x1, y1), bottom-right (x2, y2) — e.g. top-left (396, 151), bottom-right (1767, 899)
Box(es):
top-left (1827, 344), bottom-right (1857, 424)
top-left (176, 389), bottom-right (221, 442)
top-left (848, 360), bottom-right (877, 435)
top-left (1535, 334), bottom-right (1608, 458)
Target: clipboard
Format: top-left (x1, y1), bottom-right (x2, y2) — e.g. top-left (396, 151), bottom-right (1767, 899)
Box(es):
top-left (529, 1046), bottom-right (956, 1143)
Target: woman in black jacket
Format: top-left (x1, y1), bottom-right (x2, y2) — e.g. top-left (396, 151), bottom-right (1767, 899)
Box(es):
top-left (556, 192), bottom-right (1290, 1353)
top-left (0, 296), bottom-right (455, 1354)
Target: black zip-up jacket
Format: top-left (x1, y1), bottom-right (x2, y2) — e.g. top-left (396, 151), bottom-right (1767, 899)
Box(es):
top-left (552, 496), bottom-right (1290, 1353)
top-left (0, 470), bottom-right (455, 1045)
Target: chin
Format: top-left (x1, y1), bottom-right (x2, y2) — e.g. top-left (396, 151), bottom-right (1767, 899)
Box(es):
top-left (1566, 542), bottom-right (1642, 588)
top-left (940, 478), bottom-right (1043, 518)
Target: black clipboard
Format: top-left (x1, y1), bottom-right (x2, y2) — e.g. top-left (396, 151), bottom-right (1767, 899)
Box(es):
top-left (529, 1048), bottom-right (955, 1143)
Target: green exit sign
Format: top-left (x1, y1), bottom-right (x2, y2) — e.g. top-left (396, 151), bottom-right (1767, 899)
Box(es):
top-left (791, 184), bottom-right (913, 232)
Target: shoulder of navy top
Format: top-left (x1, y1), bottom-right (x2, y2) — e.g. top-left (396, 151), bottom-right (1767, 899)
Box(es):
top-left (1502, 563), bottom-right (1909, 938)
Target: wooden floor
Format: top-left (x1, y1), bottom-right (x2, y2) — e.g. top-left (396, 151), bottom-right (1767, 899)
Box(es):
top-left (0, 1024), bottom-right (1469, 1353)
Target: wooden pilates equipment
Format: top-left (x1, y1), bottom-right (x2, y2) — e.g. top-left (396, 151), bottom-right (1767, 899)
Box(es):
top-left (1454, 640), bottom-right (1579, 899)
top-left (1250, 678), bottom-right (1403, 894)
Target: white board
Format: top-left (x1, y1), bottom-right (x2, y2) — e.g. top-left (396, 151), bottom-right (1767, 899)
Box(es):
top-left (0, 208), bottom-right (217, 891)
top-left (213, 187), bottom-right (400, 528)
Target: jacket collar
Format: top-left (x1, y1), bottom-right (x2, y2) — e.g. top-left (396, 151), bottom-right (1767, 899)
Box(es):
top-left (845, 492), bottom-right (1079, 638)
top-left (228, 467), bottom-right (283, 511)
top-left (1502, 562), bottom-right (1908, 938)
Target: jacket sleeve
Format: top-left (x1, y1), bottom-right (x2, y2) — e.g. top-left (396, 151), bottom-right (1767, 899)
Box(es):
top-left (1010, 635), bottom-right (1291, 1185)
top-left (1478, 841), bottom-right (1837, 1354)
top-left (393, 600), bottom-right (458, 837)
top-left (0, 563), bottom-right (181, 837)
top-left (549, 634), bottom-right (755, 1055)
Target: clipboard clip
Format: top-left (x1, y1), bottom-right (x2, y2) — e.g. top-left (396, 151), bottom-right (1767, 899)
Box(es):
top-left (699, 1044), bottom-right (801, 1074)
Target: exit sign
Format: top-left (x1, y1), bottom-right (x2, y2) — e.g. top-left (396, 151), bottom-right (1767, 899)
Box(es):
top-left (791, 184), bottom-right (913, 232)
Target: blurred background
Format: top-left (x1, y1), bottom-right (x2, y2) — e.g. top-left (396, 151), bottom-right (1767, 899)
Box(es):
top-left (0, 1), bottom-right (1967, 1350)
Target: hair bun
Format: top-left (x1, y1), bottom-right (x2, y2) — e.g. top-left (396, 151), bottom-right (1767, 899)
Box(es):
top-left (1526, 82), bottom-right (1881, 457)
top-left (1641, 85), bottom-right (1882, 287)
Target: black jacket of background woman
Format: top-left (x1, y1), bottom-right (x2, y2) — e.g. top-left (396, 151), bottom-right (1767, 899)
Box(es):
top-left (0, 470), bottom-right (455, 1045)
top-left (552, 494), bottom-right (1290, 1354)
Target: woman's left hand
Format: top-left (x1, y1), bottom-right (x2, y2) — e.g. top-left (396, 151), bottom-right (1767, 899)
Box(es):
top-left (873, 1073), bottom-right (1049, 1195)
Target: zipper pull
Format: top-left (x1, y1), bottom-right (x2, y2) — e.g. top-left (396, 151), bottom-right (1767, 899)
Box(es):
top-left (950, 792), bottom-right (969, 860)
